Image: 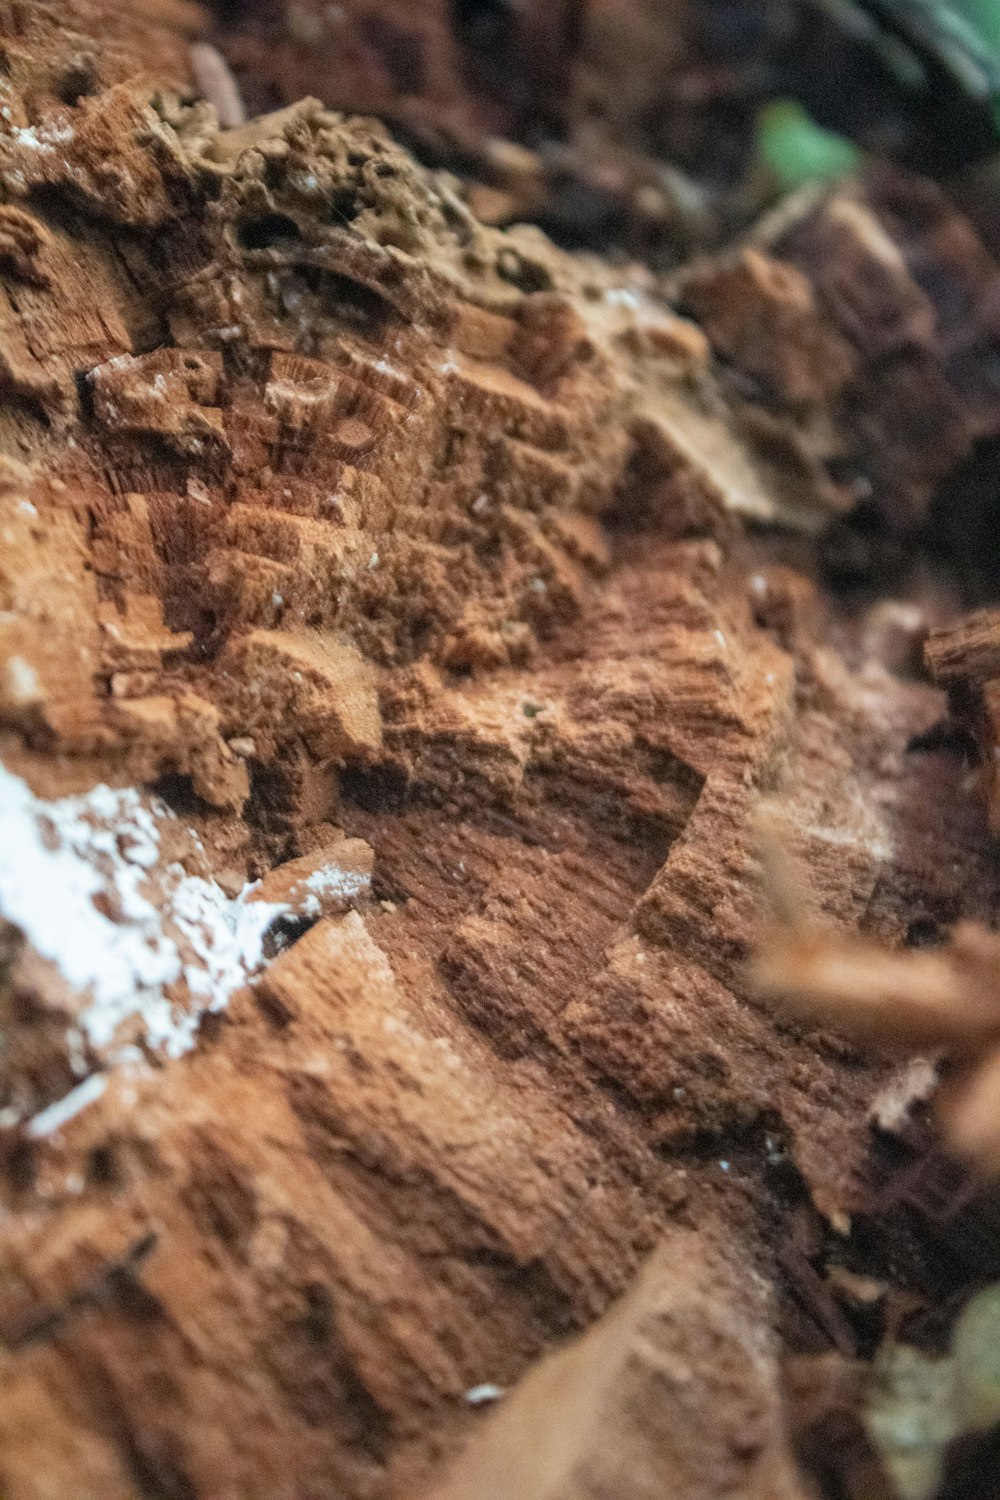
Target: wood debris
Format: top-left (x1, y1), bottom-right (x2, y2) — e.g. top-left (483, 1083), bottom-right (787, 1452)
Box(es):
top-left (926, 608), bottom-right (1000, 831)
top-left (431, 1230), bottom-right (810, 1500)
top-left (750, 834), bottom-right (1000, 1173)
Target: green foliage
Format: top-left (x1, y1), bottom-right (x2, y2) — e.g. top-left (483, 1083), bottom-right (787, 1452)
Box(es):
top-left (959, 0), bottom-right (1000, 58)
top-left (956, 0), bottom-right (1000, 118)
top-left (755, 99), bottom-right (862, 192)
top-left (755, 3), bottom-right (1000, 192)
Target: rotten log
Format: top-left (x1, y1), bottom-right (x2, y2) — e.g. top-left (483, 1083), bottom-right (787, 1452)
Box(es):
top-left (3, 4), bottom-right (1000, 1499)
top-left (429, 1229), bottom-right (810, 1500)
top-left (926, 607), bottom-right (1000, 833)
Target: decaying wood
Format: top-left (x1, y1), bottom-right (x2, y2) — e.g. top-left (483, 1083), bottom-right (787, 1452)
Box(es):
top-left (430, 1229), bottom-right (810, 1500)
top-left (926, 607), bottom-right (1000, 831)
top-left (3, 4), bottom-right (1000, 1500)
top-left (209, 0), bottom-right (586, 141)
top-left (750, 835), bottom-right (1000, 1174)
top-left (206, 0), bottom-right (707, 258)
top-left (679, 175), bottom-right (1000, 531)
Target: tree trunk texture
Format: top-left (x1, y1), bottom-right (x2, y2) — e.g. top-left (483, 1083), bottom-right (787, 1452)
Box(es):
top-left (2, 4), bottom-right (1000, 1499)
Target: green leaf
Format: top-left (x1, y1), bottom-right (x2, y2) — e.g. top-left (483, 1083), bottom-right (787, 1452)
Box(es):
top-left (756, 100), bottom-right (862, 192)
top-left (959, 0), bottom-right (1000, 59)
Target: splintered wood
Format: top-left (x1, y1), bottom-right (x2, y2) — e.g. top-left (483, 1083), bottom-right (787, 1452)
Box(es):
top-left (3, 3), bottom-right (1000, 1500)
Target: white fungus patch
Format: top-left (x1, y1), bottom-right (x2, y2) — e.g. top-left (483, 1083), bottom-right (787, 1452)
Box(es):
top-left (464, 1384), bottom-right (505, 1406)
top-left (8, 122), bottom-right (75, 153)
top-left (604, 287), bottom-right (640, 309)
top-left (3, 657), bottom-right (40, 705)
top-left (0, 764), bottom-right (286, 1127)
top-left (26, 1074), bottom-right (107, 1139)
top-left (299, 861), bottom-right (371, 918)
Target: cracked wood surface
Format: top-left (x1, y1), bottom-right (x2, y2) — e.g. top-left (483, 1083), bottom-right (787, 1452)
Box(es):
top-left (2, 4), bottom-right (1000, 1499)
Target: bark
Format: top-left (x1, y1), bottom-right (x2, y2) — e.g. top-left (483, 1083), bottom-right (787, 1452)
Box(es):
top-left (2, 5), bottom-right (1000, 1500)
